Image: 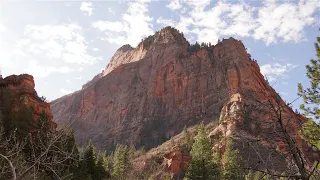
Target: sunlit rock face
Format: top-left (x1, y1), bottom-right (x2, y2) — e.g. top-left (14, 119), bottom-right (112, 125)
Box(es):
top-left (0, 74), bottom-right (56, 129)
top-left (208, 90), bottom-right (317, 173)
top-left (164, 150), bottom-right (190, 174)
top-left (50, 26), bottom-right (307, 159)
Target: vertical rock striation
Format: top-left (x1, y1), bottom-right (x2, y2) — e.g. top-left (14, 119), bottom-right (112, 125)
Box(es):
top-left (50, 27), bottom-right (307, 159)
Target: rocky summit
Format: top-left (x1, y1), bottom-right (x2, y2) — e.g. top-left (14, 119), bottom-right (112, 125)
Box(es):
top-left (50, 26), bottom-right (311, 161)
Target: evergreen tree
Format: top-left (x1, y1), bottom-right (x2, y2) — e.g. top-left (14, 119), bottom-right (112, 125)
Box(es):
top-left (183, 125), bottom-right (193, 150)
top-left (186, 123), bottom-right (221, 180)
top-left (95, 154), bottom-right (110, 180)
top-left (84, 140), bottom-right (97, 179)
top-left (72, 158), bottom-right (91, 180)
top-left (297, 35), bottom-right (320, 155)
top-left (302, 119), bottom-right (320, 149)
top-left (298, 35), bottom-right (320, 119)
top-left (223, 138), bottom-right (244, 180)
top-left (112, 144), bottom-right (129, 180)
top-left (105, 152), bottom-right (114, 176)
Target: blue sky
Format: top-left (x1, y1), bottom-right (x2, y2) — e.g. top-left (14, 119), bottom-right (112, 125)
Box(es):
top-left (0, 0), bottom-right (319, 112)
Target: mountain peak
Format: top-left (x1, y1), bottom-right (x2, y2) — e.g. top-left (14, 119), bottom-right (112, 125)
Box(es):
top-left (97, 26), bottom-right (190, 78)
top-left (118, 44), bottom-right (133, 52)
top-left (137, 26), bottom-right (189, 49)
top-left (51, 28), bottom-right (265, 150)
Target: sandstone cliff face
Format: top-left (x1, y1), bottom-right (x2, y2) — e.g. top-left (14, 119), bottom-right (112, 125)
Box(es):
top-left (0, 74), bottom-right (55, 128)
top-left (50, 27), bottom-right (302, 154)
top-left (131, 91), bottom-right (315, 178)
top-left (208, 90), bottom-right (319, 174)
top-left (164, 150), bottom-right (190, 174)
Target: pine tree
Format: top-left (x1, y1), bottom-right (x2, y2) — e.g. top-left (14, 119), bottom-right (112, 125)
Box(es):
top-left (95, 154), bottom-right (109, 180)
top-left (84, 140), bottom-right (97, 179)
top-left (112, 144), bottom-right (129, 180)
top-left (186, 122), bottom-right (221, 180)
top-left (298, 35), bottom-right (320, 119)
top-left (183, 125), bottom-right (193, 150)
top-left (223, 138), bottom-right (244, 180)
top-left (297, 35), bottom-right (320, 179)
top-left (302, 119), bottom-right (320, 149)
top-left (72, 159), bottom-right (91, 180)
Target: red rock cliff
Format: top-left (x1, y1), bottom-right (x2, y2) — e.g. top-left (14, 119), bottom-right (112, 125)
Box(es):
top-left (0, 74), bottom-right (56, 129)
top-left (50, 27), bottom-right (305, 154)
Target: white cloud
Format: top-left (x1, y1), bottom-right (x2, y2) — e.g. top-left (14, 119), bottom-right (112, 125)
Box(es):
top-left (167, 0), bottom-right (182, 10)
top-left (75, 76), bottom-right (83, 80)
top-left (157, 15), bottom-right (193, 34)
top-left (93, 21), bottom-right (124, 32)
top-left (0, 22), bottom-right (101, 81)
top-left (253, 0), bottom-right (319, 44)
top-left (156, 17), bottom-right (175, 27)
top-left (0, 24), bottom-right (6, 33)
top-left (92, 0), bottom-right (153, 46)
top-left (60, 88), bottom-right (73, 95)
top-left (80, 2), bottom-right (93, 16)
top-left (260, 63), bottom-right (298, 82)
top-left (163, 0), bottom-right (319, 45)
top-left (25, 61), bottom-right (75, 78)
top-left (19, 23), bottom-right (101, 65)
top-left (185, 0), bottom-right (211, 12)
top-left (108, 7), bottom-right (116, 15)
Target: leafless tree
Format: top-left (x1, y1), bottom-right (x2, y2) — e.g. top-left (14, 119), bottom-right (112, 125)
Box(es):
top-left (239, 86), bottom-right (320, 179)
top-left (0, 125), bottom-right (78, 180)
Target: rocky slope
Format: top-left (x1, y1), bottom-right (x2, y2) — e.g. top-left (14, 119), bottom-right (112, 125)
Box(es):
top-left (131, 92), bottom-right (318, 179)
top-left (51, 27), bottom-right (306, 156)
top-left (0, 74), bottom-right (56, 129)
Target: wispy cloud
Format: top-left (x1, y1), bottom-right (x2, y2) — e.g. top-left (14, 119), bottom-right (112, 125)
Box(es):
top-left (75, 76), bottom-right (83, 80)
top-left (0, 23), bottom-right (6, 33)
top-left (0, 22), bottom-right (101, 80)
top-left (161, 0), bottom-right (319, 45)
top-left (80, 2), bottom-right (93, 16)
top-left (92, 0), bottom-right (153, 46)
top-left (19, 23), bottom-right (101, 65)
top-left (260, 63), bottom-right (298, 82)
top-left (156, 17), bottom-right (175, 27)
top-left (108, 7), bottom-right (116, 15)
top-left (60, 88), bottom-right (73, 95)
top-left (167, 0), bottom-right (182, 10)
top-left (25, 61), bottom-right (76, 78)
top-left (92, 48), bottom-right (99, 52)
top-left (253, 0), bottom-right (318, 44)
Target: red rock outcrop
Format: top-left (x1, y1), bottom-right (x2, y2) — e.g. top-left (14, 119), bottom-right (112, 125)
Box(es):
top-left (208, 90), bottom-right (318, 173)
top-left (0, 74), bottom-right (56, 129)
top-left (164, 150), bottom-right (190, 174)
